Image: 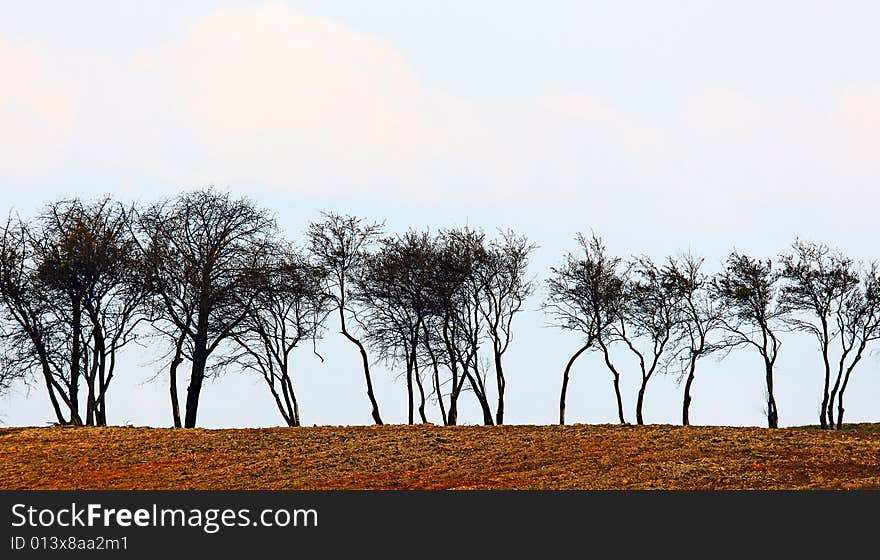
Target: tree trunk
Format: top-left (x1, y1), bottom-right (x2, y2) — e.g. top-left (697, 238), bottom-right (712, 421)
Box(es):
top-left (478, 396), bottom-right (494, 425)
top-left (287, 378), bottom-right (301, 427)
top-left (827, 381), bottom-right (841, 430)
top-left (559, 341), bottom-right (591, 425)
top-left (86, 329), bottom-right (105, 426)
top-left (493, 347), bottom-right (505, 425)
top-left (442, 322), bottom-right (459, 426)
top-left (169, 332), bottom-right (185, 428)
top-left (95, 355), bottom-right (104, 426)
top-left (434, 366), bottom-right (447, 426)
top-left (612, 373), bottom-right (626, 425)
top-left (339, 308), bottom-right (382, 425)
top-left (599, 339), bottom-right (626, 424)
top-left (69, 299), bottom-right (83, 426)
top-left (93, 343), bottom-right (115, 426)
top-left (765, 359), bottom-right (778, 429)
top-left (466, 366), bottom-right (495, 426)
top-left (184, 321), bottom-right (208, 428)
top-left (415, 371), bottom-right (428, 424)
top-left (184, 351), bottom-right (206, 428)
top-left (431, 357), bottom-right (447, 426)
top-left (405, 356), bottom-right (414, 425)
top-left (835, 351), bottom-right (863, 430)
top-left (636, 376), bottom-right (648, 425)
top-left (85, 345), bottom-right (97, 426)
top-left (480, 396), bottom-right (494, 425)
top-left (278, 372), bottom-right (300, 427)
top-left (41, 362), bottom-right (67, 424)
top-left (819, 339), bottom-right (831, 429)
top-left (447, 378), bottom-right (460, 426)
top-left (267, 376), bottom-right (292, 427)
top-left (682, 355), bottom-right (697, 426)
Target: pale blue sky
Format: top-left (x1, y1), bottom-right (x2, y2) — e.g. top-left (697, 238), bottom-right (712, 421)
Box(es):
top-left (1, 1), bottom-right (879, 427)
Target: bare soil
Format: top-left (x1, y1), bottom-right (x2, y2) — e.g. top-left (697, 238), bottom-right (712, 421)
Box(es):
top-left (1, 424), bottom-right (878, 490)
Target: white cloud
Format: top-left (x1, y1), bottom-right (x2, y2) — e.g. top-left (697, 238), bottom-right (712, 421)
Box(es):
top-left (2, 3), bottom-right (879, 231)
top-left (120, 4), bottom-right (444, 195)
top-left (0, 37), bottom-right (76, 177)
top-left (827, 88), bottom-right (880, 171)
top-left (680, 89), bottom-right (765, 140)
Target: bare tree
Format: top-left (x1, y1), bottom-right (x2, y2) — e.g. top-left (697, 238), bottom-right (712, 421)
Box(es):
top-left (611, 257), bottom-right (683, 425)
top-left (433, 228), bottom-right (495, 425)
top-left (76, 201), bottom-right (146, 426)
top-left (826, 264), bottom-right (880, 429)
top-left (0, 199), bottom-right (144, 426)
top-left (663, 254), bottom-right (722, 426)
top-left (229, 245), bottom-right (330, 426)
top-left (0, 213), bottom-right (77, 424)
top-left (308, 213), bottom-right (384, 425)
top-left (712, 252), bottom-right (787, 428)
top-left (421, 228), bottom-right (480, 425)
top-left (136, 189), bottom-right (275, 428)
top-left (780, 240), bottom-right (860, 429)
top-left (29, 203), bottom-right (97, 424)
top-left (357, 231), bottom-right (437, 424)
top-left (476, 231), bottom-right (536, 424)
top-left (545, 234), bottom-right (627, 425)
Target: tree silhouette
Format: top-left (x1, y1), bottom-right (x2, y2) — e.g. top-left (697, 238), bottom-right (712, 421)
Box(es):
top-left (228, 245), bottom-right (330, 426)
top-left (612, 256), bottom-right (683, 425)
top-left (136, 189), bottom-right (275, 428)
top-left (780, 240), bottom-right (860, 429)
top-left (0, 199), bottom-right (143, 425)
top-left (357, 231), bottom-right (437, 424)
top-left (4, 191), bottom-right (880, 430)
top-left (308, 213), bottom-right (384, 425)
top-left (825, 264), bottom-right (880, 429)
top-left (712, 252), bottom-right (787, 428)
top-left (545, 234), bottom-right (627, 425)
top-left (476, 230), bottom-right (536, 425)
top-left (663, 253), bottom-right (722, 426)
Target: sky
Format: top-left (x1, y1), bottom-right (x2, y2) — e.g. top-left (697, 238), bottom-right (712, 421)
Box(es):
top-left (1, 1), bottom-right (879, 428)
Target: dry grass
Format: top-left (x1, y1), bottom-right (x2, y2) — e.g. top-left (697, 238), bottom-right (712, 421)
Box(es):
top-left (1, 424), bottom-right (878, 490)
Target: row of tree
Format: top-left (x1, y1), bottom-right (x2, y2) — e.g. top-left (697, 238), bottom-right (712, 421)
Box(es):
top-left (0, 190), bottom-right (877, 430)
top-left (547, 235), bottom-right (880, 429)
top-left (0, 191), bottom-right (533, 428)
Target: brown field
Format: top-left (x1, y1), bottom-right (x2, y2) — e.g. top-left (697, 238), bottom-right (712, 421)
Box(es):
top-left (1, 423), bottom-right (878, 490)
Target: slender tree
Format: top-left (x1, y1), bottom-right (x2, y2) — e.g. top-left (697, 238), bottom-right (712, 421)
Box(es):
top-left (780, 240), bottom-right (860, 429)
top-left (712, 252), bottom-right (787, 428)
top-left (611, 257), bottom-right (683, 425)
top-left (136, 189), bottom-right (275, 428)
top-left (229, 245), bottom-right (330, 426)
top-left (308, 214), bottom-right (384, 425)
top-left (30, 203), bottom-right (97, 424)
top-left (422, 228), bottom-right (485, 425)
top-left (76, 200), bottom-right (146, 426)
top-left (476, 230), bottom-right (536, 424)
top-left (0, 199), bottom-right (144, 425)
top-left (544, 234), bottom-right (627, 425)
top-left (826, 264), bottom-right (880, 429)
top-left (435, 228), bottom-right (495, 425)
top-left (357, 231), bottom-right (436, 424)
top-left (664, 254), bottom-right (721, 426)
top-left (0, 213), bottom-right (76, 424)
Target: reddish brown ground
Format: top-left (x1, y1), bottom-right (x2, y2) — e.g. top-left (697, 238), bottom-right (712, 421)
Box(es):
top-left (1, 424), bottom-right (878, 490)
